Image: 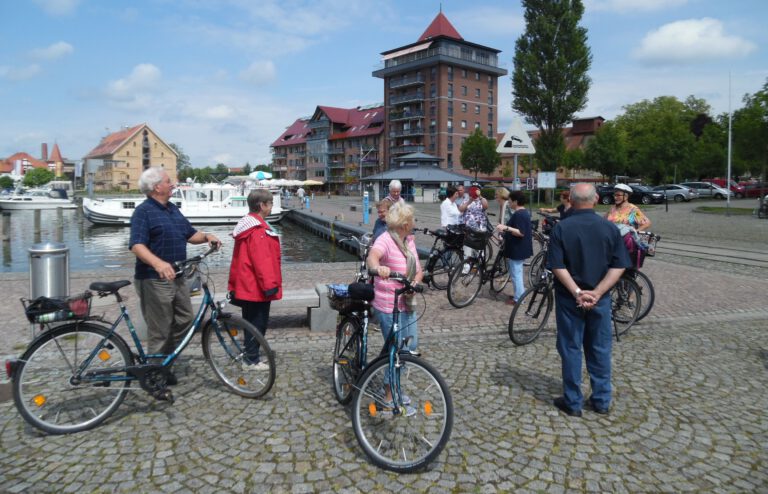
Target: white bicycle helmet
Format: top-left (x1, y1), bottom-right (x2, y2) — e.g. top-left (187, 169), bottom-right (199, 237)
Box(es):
top-left (614, 183), bottom-right (632, 194)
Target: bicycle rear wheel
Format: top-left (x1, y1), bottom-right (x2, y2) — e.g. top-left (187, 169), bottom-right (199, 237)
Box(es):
top-left (508, 284), bottom-right (554, 345)
top-left (333, 317), bottom-right (362, 405)
top-left (202, 314), bottom-right (275, 398)
top-left (351, 354), bottom-right (453, 473)
top-left (447, 257), bottom-right (483, 308)
top-left (632, 271), bottom-right (655, 321)
top-left (612, 278), bottom-right (641, 337)
top-left (489, 253), bottom-right (509, 294)
top-left (527, 250), bottom-right (547, 287)
top-left (13, 323), bottom-right (133, 434)
top-left (430, 248), bottom-right (462, 290)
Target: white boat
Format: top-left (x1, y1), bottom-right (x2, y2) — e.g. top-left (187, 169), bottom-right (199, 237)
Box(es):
top-left (82, 183), bottom-right (287, 226)
top-left (0, 188), bottom-right (77, 210)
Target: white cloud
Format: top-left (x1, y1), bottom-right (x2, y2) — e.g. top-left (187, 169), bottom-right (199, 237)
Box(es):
top-left (451, 7), bottom-right (524, 37)
top-left (0, 64), bottom-right (42, 81)
top-left (634, 18), bottom-right (757, 65)
top-left (585, 0), bottom-right (688, 13)
top-left (30, 41), bottom-right (74, 60)
top-left (105, 64), bottom-right (162, 102)
top-left (202, 105), bottom-right (236, 120)
top-left (32, 0), bottom-right (80, 16)
top-left (240, 60), bottom-right (276, 85)
top-left (211, 153), bottom-right (234, 165)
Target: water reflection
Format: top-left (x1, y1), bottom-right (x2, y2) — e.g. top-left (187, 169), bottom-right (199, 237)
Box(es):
top-left (0, 207), bottom-right (355, 273)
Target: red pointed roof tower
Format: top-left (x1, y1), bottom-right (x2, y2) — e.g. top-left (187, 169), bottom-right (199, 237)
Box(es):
top-left (373, 12), bottom-right (507, 173)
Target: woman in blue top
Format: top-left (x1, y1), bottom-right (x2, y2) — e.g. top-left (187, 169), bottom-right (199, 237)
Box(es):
top-left (495, 190), bottom-right (533, 305)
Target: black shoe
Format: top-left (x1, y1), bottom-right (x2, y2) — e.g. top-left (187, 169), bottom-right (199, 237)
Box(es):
top-left (166, 373), bottom-right (178, 386)
top-left (553, 397), bottom-right (582, 417)
top-left (590, 402), bottom-right (610, 415)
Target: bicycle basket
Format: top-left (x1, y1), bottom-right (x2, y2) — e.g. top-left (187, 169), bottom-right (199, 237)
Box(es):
top-left (463, 227), bottom-right (489, 251)
top-left (637, 232), bottom-right (660, 257)
top-left (22, 291), bottom-right (92, 323)
top-left (327, 283), bottom-right (371, 314)
top-left (444, 225), bottom-right (465, 248)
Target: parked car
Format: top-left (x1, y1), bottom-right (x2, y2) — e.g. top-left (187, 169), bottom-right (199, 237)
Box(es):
top-left (741, 182), bottom-right (768, 199)
top-left (651, 184), bottom-right (699, 202)
top-left (701, 178), bottom-right (746, 198)
top-left (598, 184), bottom-right (665, 205)
top-left (679, 181), bottom-right (733, 199)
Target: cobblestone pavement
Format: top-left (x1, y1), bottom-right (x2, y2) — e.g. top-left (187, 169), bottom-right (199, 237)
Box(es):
top-left (1, 197), bottom-right (767, 492)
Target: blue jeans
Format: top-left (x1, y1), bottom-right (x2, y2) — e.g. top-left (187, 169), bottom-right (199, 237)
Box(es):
top-left (374, 309), bottom-right (418, 352)
top-left (242, 301), bottom-right (270, 364)
top-left (507, 258), bottom-right (525, 301)
top-left (554, 292), bottom-right (613, 411)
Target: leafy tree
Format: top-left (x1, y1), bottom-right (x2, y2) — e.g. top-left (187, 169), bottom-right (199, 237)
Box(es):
top-left (242, 163), bottom-right (252, 176)
top-left (0, 175), bottom-right (14, 189)
top-left (170, 143), bottom-right (193, 181)
top-left (689, 119), bottom-right (727, 180)
top-left (23, 167), bottom-right (55, 187)
top-left (460, 128), bottom-right (501, 180)
top-left (254, 164), bottom-right (271, 172)
top-left (512, 0), bottom-right (592, 171)
top-left (562, 147), bottom-right (585, 176)
top-left (584, 121), bottom-right (627, 181)
top-left (732, 79), bottom-right (768, 180)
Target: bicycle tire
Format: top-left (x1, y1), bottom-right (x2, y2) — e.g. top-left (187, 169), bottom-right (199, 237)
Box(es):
top-left (332, 317), bottom-right (362, 405)
top-left (632, 270), bottom-right (656, 321)
top-left (508, 284), bottom-right (554, 345)
top-left (489, 253), bottom-right (509, 294)
top-left (202, 314), bottom-right (276, 399)
top-left (447, 257), bottom-right (483, 308)
top-left (430, 248), bottom-right (462, 291)
top-left (351, 354), bottom-right (453, 473)
top-left (527, 250), bottom-right (547, 287)
top-left (612, 277), bottom-right (641, 337)
top-left (12, 322), bottom-right (133, 434)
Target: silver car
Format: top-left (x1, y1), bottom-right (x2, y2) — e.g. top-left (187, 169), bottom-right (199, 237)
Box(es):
top-left (679, 181), bottom-right (733, 199)
top-left (652, 184), bottom-right (699, 202)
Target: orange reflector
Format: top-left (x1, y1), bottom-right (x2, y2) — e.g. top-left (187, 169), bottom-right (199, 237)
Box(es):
top-left (98, 350), bottom-right (111, 361)
top-left (238, 377), bottom-right (246, 385)
top-left (424, 401), bottom-right (433, 416)
top-left (338, 358), bottom-right (348, 365)
top-left (229, 329), bottom-right (239, 337)
top-left (368, 402), bottom-right (377, 417)
top-left (33, 395), bottom-right (46, 407)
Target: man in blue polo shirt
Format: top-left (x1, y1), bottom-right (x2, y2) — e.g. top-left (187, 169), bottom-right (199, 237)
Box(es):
top-left (129, 167), bottom-right (220, 385)
top-left (547, 183), bottom-right (631, 417)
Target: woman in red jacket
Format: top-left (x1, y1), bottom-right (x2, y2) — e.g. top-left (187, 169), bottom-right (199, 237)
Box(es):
top-left (228, 189), bottom-right (282, 370)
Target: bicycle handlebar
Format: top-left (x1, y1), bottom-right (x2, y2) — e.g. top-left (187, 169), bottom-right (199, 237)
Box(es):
top-left (173, 245), bottom-right (219, 276)
top-left (367, 269), bottom-right (424, 294)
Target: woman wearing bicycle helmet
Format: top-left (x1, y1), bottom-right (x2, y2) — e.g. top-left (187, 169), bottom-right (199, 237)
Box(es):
top-left (605, 183), bottom-right (651, 231)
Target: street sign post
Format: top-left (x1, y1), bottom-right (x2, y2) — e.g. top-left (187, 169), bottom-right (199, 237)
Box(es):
top-left (497, 118), bottom-right (535, 190)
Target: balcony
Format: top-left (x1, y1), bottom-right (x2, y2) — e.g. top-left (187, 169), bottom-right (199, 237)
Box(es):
top-left (389, 127), bottom-right (425, 138)
top-left (390, 145), bottom-right (425, 154)
top-left (389, 110), bottom-right (424, 122)
top-left (389, 74), bottom-right (425, 89)
top-left (328, 161), bottom-right (345, 169)
top-left (327, 148), bottom-right (345, 156)
top-left (390, 91), bottom-right (425, 105)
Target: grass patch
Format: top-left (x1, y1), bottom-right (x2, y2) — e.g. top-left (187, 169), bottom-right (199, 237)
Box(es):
top-left (694, 206), bottom-right (754, 215)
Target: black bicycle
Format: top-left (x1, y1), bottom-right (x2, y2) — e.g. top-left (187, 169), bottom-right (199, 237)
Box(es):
top-left (447, 229), bottom-right (509, 308)
top-left (420, 225), bottom-right (464, 290)
top-left (526, 212), bottom-right (558, 287)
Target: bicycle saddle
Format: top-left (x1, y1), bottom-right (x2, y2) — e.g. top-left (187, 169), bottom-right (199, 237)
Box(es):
top-left (89, 280), bottom-right (132, 293)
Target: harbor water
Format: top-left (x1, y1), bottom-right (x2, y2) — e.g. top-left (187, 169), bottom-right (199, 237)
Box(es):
top-left (0, 208), bottom-right (356, 273)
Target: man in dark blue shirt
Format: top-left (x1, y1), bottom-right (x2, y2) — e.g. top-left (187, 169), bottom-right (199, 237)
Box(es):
top-left (129, 168), bottom-right (220, 384)
top-left (547, 183), bottom-right (631, 417)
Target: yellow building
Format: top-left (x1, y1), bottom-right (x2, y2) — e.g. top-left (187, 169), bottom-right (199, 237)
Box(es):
top-left (83, 123), bottom-right (178, 190)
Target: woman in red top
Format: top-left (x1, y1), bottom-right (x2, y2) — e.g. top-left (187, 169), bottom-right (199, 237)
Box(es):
top-left (228, 189), bottom-right (282, 370)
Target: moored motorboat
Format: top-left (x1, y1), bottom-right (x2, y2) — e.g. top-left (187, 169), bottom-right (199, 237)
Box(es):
top-left (0, 188), bottom-right (77, 210)
top-left (82, 184), bottom-right (286, 226)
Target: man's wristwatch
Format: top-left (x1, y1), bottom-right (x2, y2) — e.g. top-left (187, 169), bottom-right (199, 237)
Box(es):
top-left (575, 288), bottom-right (582, 297)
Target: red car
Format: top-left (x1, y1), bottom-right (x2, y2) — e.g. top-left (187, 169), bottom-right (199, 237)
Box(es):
top-left (702, 178), bottom-right (746, 198)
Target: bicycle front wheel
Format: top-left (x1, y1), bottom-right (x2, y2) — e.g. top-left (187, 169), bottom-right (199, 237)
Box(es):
top-left (430, 248), bottom-right (462, 291)
top-left (632, 271), bottom-right (656, 321)
top-left (333, 317), bottom-right (362, 405)
top-left (489, 253), bottom-right (509, 294)
top-left (13, 323), bottom-right (133, 434)
top-left (612, 278), bottom-right (641, 337)
top-left (508, 284), bottom-right (554, 345)
top-left (527, 250), bottom-right (547, 287)
top-left (447, 258), bottom-right (483, 308)
top-left (351, 354), bottom-right (453, 473)
top-left (202, 314), bottom-right (276, 398)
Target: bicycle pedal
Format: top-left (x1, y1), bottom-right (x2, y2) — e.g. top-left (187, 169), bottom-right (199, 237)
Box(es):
top-left (153, 388), bottom-right (174, 403)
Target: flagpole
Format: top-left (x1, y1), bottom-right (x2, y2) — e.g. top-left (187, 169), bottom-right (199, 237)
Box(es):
top-left (726, 71), bottom-right (733, 216)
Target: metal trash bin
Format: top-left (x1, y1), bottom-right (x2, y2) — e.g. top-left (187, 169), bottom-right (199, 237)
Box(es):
top-left (29, 242), bottom-right (70, 299)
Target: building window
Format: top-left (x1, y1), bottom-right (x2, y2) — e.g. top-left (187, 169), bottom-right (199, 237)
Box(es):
top-left (461, 103), bottom-right (467, 113)
top-left (126, 150), bottom-right (130, 156)
top-left (447, 153), bottom-right (453, 168)
top-left (475, 71), bottom-right (480, 80)
top-left (431, 67), bottom-right (436, 80)
top-left (461, 85), bottom-right (467, 96)
top-left (475, 122), bottom-right (480, 129)
top-left (488, 111), bottom-right (494, 122)
top-left (488, 75), bottom-right (494, 89)
top-left (429, 142), bottom-right (436, 152)
top-left (475, 105), bottom-right (480, 114)
top-left (448, 101), bottom-right (453, 117)
top-left (475, 88), bottom-right (481, 98)
top-left (448, 119), bottom-right (453, 133)
top-left (447, 66), bottom-right (453, 81)
top-left (447, 137), bottom-right (453, 151)
top-left (430, 102), bottom-right (436, 116)
top-left (447, 83), bottom-right (453, 98)
top-left (461, 120), bottom-right (467, 129)
top-left (430, 83), bottom-right (436, 98)
top-left (488, 90), bottom-right (494, 105)
top-left (461, 69), bottom-right (467, 78)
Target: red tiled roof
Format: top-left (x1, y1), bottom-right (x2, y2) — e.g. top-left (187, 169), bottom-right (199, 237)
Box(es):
top-left (83, 124), bottom-right (144, 158)
top-left (418, 12), bottom-right (463, 42)
top-left (0, 152), bottom-right (48, 173)
top-left (271, 118), bottom-right (311, 148)
top-left (49, 143), bottom-right (64, 162)
top-left (328, 106), bottom-right (385, 140)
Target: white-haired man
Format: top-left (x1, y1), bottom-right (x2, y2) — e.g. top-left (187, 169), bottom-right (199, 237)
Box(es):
top-left (385, 179), bottom-right (405, 204)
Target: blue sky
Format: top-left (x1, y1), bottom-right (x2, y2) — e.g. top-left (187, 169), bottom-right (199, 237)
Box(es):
top-left (1, 0), bottom-right (766, 168)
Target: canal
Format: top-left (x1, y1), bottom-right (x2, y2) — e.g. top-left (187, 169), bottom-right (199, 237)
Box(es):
top-left (0, 208), bottom-right (356, 273)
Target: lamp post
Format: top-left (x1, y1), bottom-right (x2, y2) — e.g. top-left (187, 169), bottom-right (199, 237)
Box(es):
top-left (360, 145), bottom-right (376, 196)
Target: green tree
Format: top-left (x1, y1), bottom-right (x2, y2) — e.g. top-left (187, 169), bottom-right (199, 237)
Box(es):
top-left (690, 118), bottom-right (727, 180)
top-left (170, 143), bottom-right (192, 181)
top-left (460, 128), bottom-right (501, 180)
top-left (584, 121), bottom-right (627, 181)
top-left (23, 167), bottom-right (55, 187)
top-left (0, 175), bottom-right (14, 189)
top-left (512, 0), bottom-right (592, 171)
top-left (732, 79), bottom-right (768, 180)
top-left (254, 164), bottom-right (271, 172)
top-left (242, 163), bottom-right (252, 176)
top-left (562, 147), bottom-right (585, 177)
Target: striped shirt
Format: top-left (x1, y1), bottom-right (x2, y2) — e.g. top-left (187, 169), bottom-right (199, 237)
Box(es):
top-left (370, 232), bottom-right (421, 313)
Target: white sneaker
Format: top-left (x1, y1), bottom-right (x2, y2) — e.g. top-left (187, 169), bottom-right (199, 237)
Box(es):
top-left (462, 263), bottom-right (470, 275)
top-left (242, 361), bottom-right (270, 371)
